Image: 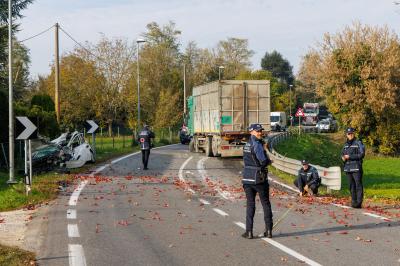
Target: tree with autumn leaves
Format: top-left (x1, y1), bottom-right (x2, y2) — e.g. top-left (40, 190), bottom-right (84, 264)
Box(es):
top-left (297, 23), bottom-right (400, 154)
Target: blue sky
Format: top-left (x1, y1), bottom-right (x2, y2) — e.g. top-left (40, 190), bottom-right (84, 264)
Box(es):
top-left (15, 0), bottom-right (400, 78)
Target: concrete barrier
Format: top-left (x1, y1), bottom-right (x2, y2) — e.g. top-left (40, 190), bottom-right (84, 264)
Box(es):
top-left (266, 132), bottom-right (341, 191)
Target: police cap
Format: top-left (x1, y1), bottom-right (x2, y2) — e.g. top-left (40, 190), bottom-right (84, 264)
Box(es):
top-left (301, 159), bottom-right (309, 165)
top-left (248, 123), bottom-right (264, 132)
top-left (346, 127), bottom-right (355, 134)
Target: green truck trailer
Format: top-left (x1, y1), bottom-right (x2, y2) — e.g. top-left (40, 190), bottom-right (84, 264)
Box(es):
top-left (188, 80), bottom-right (271, 157)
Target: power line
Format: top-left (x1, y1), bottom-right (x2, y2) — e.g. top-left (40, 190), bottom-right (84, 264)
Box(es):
top-left (59, 26), bottom-right (96, 58)
top-left (19, 25), bottom-right (54, 43)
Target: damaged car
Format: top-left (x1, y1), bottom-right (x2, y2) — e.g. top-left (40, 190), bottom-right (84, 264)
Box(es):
top-left (32, 131), bottom-right (95, 173)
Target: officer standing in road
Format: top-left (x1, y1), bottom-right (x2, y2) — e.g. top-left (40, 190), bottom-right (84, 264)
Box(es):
top-left (138, 125), bottom-right (155, 170)
top-left (242, 123), bottom-right (273, 239)
top-left (341, 127), bottom-right (365, 208)
top-left (294, 160), bottom-right (321, 196)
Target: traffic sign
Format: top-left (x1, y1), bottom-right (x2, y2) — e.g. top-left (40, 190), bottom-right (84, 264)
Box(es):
top-left (87, 120), bottom-right (99, 134)
top-left (295, 108), bottom-right (305, 117)
top-left (16, 117), bottom-right (37, 140)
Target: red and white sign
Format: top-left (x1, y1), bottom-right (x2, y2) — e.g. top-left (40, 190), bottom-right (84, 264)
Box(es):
top-left (295, 108), bottom-right (305, 117)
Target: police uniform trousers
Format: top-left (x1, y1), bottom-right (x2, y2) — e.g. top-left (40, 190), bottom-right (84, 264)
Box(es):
top-left (243, 182), bottom-right (273, 232)
top-left (293, 179), bottom-right (319, 194)
top-left (346, 170), bottom-right (363, 206)
top-left (141, 149), bottom-right (150, 169)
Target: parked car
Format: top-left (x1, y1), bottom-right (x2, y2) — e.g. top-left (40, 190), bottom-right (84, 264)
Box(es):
top-left (316, 119), bottom-right (337, 133)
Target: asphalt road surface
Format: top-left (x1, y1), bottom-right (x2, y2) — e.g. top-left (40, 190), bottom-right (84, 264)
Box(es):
top-left (35, 144), bottom-right (400, 266)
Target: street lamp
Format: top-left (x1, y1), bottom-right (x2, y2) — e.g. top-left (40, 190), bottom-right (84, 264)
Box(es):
top-left (218, 66), bottom-right (224, 81)
top-left (136, 38), bottom-right (146, 129)
top-left (8, 0), bottom-right (16, 184)
top-left (289, 84), bottom-right (293, 127)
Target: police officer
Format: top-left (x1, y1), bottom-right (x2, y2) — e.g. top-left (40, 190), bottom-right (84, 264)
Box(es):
top-left (242, 123), bottom-right (273, 239)
top-left (138, 125), bottom-right (155, 170)
top-left (294, 160), bottom-right (321, 196)
top-left (341, 127), bottom-right (365, 208)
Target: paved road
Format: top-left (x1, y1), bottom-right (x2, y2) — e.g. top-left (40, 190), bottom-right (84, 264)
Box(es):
top-left (36, 144), bottom-right (400, 266)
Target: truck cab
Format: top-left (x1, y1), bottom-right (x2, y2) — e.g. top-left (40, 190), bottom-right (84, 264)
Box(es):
top-left (270, 112), bottom-right (287, 131)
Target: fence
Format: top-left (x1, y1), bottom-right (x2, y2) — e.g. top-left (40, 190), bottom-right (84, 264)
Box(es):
top-left (267, 132), bottom-right (341, 191)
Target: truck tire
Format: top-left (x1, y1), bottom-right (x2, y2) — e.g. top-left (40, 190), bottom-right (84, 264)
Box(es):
top-left (205, 136), bottom-right (214, 157)
top-left (212, 137), bottom-right (220, 157)
top-left (189, 138), bottom-right (195, 152)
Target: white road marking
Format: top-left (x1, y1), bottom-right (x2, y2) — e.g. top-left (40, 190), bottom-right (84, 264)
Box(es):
top-left (213, 208), bottom-right (229, 217)
top-left (233, 221), bottom-right (321, 266)
top-left (363, 212), bottom-right (390, 220)
top-left (68, 180), bottom-right (88, 206)
top-left (68, 244), bottom-right (87, 266)
top-left (268, 176), bottom-right (298, 193)
top-left (269, 176), bottom-right (391, 222)
top-left (331, 203), bottom-right (351, 209)
top-left (262, 238), bottom-right (322, 266)
top-left (234, 221), bottom-right (246, 229)
top-left (197, 157), bottom-right (235, 200)
top-left (178, 156), bottom-right (195, 194)
top-left (67, 224), bottom-right (80, 238)
top-left (67, 209), bottom-right (77, 219)
top-left (234, 222), bottom-right (321, 266)
top-left (199, 198), bottom-right (210, 205)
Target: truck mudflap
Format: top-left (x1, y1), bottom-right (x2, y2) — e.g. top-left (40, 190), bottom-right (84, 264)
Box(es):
top-left (220, 144), bottom-right (244, 157)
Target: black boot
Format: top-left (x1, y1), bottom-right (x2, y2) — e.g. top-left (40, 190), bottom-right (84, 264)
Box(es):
top-left (263, 227), bottom-right (272, 238)
top-left (241, 231), bottom-right (253, 239)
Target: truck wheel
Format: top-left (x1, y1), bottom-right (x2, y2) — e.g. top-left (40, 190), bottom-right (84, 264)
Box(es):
top-left (189, 138), bottom-right (195, 152)
top-left (212, 137), bottom-right (220, 157)
top-left (205, 136), bottom-right (214, 157)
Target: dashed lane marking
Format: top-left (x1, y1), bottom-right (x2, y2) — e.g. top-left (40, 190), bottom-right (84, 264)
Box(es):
top-left (67, 209), bottom-right (76, 219)
top-left (213, 208), bottom-right (229, 217)
top-left (68, 244), bottom-right (87, 266)
top-left (233, 221), bottom-right (322, 266)
top-left (197, 157), bottom-right (235, 200)
top-left (363, 212), bottom-right (391, 221)
top-left (68, 180), bottom-right (88, 206)
top-left (199, 198), bottom-right (210, 205)
top-left (67, 224), bottom-right (80, 238)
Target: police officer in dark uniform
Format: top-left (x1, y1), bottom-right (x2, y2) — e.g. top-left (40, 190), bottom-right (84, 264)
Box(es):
top-left (294, 160), bottom-right (321, 196)
top-left (138, 125), bottom-right (155, 170)
top-left (341, 127), bottom-right (365, 208)
top-left (242, 123), bottom-right (273, 239)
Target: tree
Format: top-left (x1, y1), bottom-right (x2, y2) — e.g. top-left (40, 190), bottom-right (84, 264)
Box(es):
top-left (261, 50), bottom-right (294, 84)
top-left (296, 51), bottom-right (321, 104)
top-left (215, 38), bottom-right (254, 79)
top-left (298, 22), bottom-right (400, 154)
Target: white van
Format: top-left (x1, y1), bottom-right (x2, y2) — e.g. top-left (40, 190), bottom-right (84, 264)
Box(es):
top-left (270, 112), bottom-right (287, 131)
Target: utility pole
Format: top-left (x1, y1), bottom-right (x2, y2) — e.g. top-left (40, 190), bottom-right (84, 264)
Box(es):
top-left (54, 23), bottom-right (60, 124)
top-left (183, 64), bottom-right (186, 117)
top-left (7, 0), bottom-right (16, 184)
top-left (289, 84), bottom-right (293, 127)
top-left (136, 38), bottom-right (146, 129)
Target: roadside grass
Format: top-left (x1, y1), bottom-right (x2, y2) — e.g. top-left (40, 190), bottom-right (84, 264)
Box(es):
top-left (273, 133), bottom-right (400, 200)
top-left (0, 244), bottom-right (35, 266)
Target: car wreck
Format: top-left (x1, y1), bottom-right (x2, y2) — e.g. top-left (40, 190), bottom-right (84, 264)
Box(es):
top-left (32, 131), bottom-right (95, 173)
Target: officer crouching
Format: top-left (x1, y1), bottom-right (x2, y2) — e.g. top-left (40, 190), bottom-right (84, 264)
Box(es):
top-left (294, 160), bottom-right (321, 196)
top-left (341, 127), bottom-right (365, 208)
top-left (242, 123), bottom-right (273, 239)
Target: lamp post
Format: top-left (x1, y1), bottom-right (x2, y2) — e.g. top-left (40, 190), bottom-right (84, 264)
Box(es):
top-left (8, 0), bottom-right (16, 184)
top-left (218, 66), bottom-right (224, 81)
top-left (289, 84), bottom-right (293, 127)
top-left (136, 38), bottom-right (146, 129)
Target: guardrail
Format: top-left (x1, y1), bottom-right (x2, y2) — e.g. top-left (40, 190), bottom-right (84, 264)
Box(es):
top-left (267, 132), bottom-right (341, 191)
